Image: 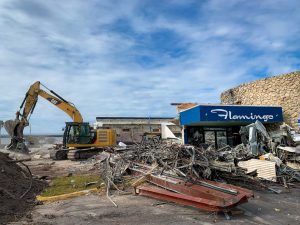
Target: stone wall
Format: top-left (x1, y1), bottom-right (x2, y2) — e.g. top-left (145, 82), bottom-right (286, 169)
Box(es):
top-left (221, 71), bottom-right (300, 127)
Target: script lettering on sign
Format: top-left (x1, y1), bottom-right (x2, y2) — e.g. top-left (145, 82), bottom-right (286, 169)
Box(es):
top-left (210, 109), bottom-right (274, 122)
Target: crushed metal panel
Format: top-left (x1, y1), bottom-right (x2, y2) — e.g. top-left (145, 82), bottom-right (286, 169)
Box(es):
top-left (286, 162), bottom-right (300, 170)
top-left (277, 146), bottom-right (300, 154)
top-left (254, 120), bottom-right (270, 140)
top-left (238, 159), bottom-right (276, 181)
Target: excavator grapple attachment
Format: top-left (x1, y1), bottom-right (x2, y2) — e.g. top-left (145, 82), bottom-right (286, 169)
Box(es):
top-left (3, 120), bottom-right (29, 154)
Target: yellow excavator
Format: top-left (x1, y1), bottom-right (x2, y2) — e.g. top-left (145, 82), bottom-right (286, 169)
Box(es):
top-left (5, 81), bottom-right (116, 160)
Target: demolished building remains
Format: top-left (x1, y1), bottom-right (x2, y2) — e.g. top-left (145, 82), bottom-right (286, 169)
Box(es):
top-left (94, 117), bottom-right (181, 143)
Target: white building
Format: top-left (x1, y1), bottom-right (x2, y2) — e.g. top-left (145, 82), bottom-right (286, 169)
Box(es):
top-left (94, 117), bottom-right (181, 144)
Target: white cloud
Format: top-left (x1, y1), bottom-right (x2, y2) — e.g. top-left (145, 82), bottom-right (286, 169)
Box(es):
top-left (0, 0), bottom-right (299, 134)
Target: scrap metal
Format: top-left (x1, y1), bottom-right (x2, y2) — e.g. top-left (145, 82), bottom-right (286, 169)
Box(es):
top-left (131, 163), bottom-right (253, 212)
top-left (97, 120), bottom-right (300, 210)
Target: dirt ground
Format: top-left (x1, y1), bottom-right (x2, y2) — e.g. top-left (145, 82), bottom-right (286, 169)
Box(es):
top-left (24, 158), bottom-right (99, 178)
top-left (0, 153), bottom-right (45, 225)
top-left (3, 157), bottom-right (297, 225)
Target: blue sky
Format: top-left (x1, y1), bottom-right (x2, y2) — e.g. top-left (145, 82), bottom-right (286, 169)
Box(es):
top-left (0, 0), bottom-right (299, 134)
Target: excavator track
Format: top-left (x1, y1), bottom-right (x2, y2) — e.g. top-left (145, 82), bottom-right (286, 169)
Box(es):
top-left (50, 149), bottom-right (69, 160)
top-left (67, 147), bottom-right (105, 161)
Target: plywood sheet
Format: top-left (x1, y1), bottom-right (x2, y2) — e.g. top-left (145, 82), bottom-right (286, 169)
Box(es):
top-left (238, 159), bottom-right (276, 181)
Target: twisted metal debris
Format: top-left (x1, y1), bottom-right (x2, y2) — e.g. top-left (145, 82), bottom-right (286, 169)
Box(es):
top-left (98, 121), bottom-right (300, 201)
top-left (98, 141), bottom-right (268, 196)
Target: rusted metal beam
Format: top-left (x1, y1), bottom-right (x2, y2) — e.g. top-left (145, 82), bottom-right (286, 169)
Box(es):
top-left (134, 173), bottom-right (254, 212)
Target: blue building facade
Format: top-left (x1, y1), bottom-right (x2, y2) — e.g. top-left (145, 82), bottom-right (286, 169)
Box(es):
top-left (180, 105), bottom-right (283, 148)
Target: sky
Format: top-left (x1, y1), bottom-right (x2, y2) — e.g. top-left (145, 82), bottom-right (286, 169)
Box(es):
top-left (0, 0), bottom-right (299, 134)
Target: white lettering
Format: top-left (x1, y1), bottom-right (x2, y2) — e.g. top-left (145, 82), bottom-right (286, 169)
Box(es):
top-left (211, 109), bottom-right (228, 119)
top-left (50, 99), bottom-right (58, 105)
top-left (210, 109), bottom-right (274, 122)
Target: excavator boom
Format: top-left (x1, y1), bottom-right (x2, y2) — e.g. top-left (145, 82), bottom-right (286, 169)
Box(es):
top-left (19, 81), bottom-right (83, 124)
top-left (5, 81), bottom-right (83, 153)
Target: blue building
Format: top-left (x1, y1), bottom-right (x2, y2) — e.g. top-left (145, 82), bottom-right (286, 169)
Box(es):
top-left (180, 104), bottom-right (283, 148)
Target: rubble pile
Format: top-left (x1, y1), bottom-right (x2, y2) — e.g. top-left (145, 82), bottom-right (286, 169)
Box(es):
top-left (98, 121), bottom-right (300, 195)
top-left (97, 142), bottom-right (258, 210)
top-left (98, 144), bottom-right (255, 194)
top-left (0, 152), bottom-right (45, 224)
top-left (115, 142), bottom-right (248, 179)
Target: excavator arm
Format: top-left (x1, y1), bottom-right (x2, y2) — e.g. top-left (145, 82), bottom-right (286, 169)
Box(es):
top-left (18, 81), bottom-right (83, 125)
top-left (5, 81), bottom-right (83, 153)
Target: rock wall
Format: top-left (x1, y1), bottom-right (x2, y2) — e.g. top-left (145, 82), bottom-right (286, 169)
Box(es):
top-left (221, 71), bottom-right (300, 127)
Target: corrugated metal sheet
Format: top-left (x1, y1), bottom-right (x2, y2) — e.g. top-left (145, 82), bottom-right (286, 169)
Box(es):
top-left (238, 159), bottom-right (276, 181)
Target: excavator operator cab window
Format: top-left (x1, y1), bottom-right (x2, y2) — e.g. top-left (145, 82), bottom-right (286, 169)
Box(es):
top-left (80, 125), bottom-right (89, 136)
top-left (66, 124), bottom-right (93, 145)
top-left (67, 125), bottom-right (80, 144)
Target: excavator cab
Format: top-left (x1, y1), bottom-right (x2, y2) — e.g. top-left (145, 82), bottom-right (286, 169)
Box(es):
top-left (63, 122), bottom-right (96, 146)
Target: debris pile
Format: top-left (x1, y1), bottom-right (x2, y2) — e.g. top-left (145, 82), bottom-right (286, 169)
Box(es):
top-left (97, 143), bottom-right (256, 212)
top-left (0, 152), bottom-right (45, 224)
top-left (97, 120), bottom-right (300, 207)
top-left (114, 142), bottom-right (249, 179)
top-left (274, 124), bottom-right (300, 169)
top-left (101, 143), bottom-right (298, 189)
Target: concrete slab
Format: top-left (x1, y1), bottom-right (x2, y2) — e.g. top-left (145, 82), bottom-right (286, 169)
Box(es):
top-left (9, 187), bottom-right (300, 225)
